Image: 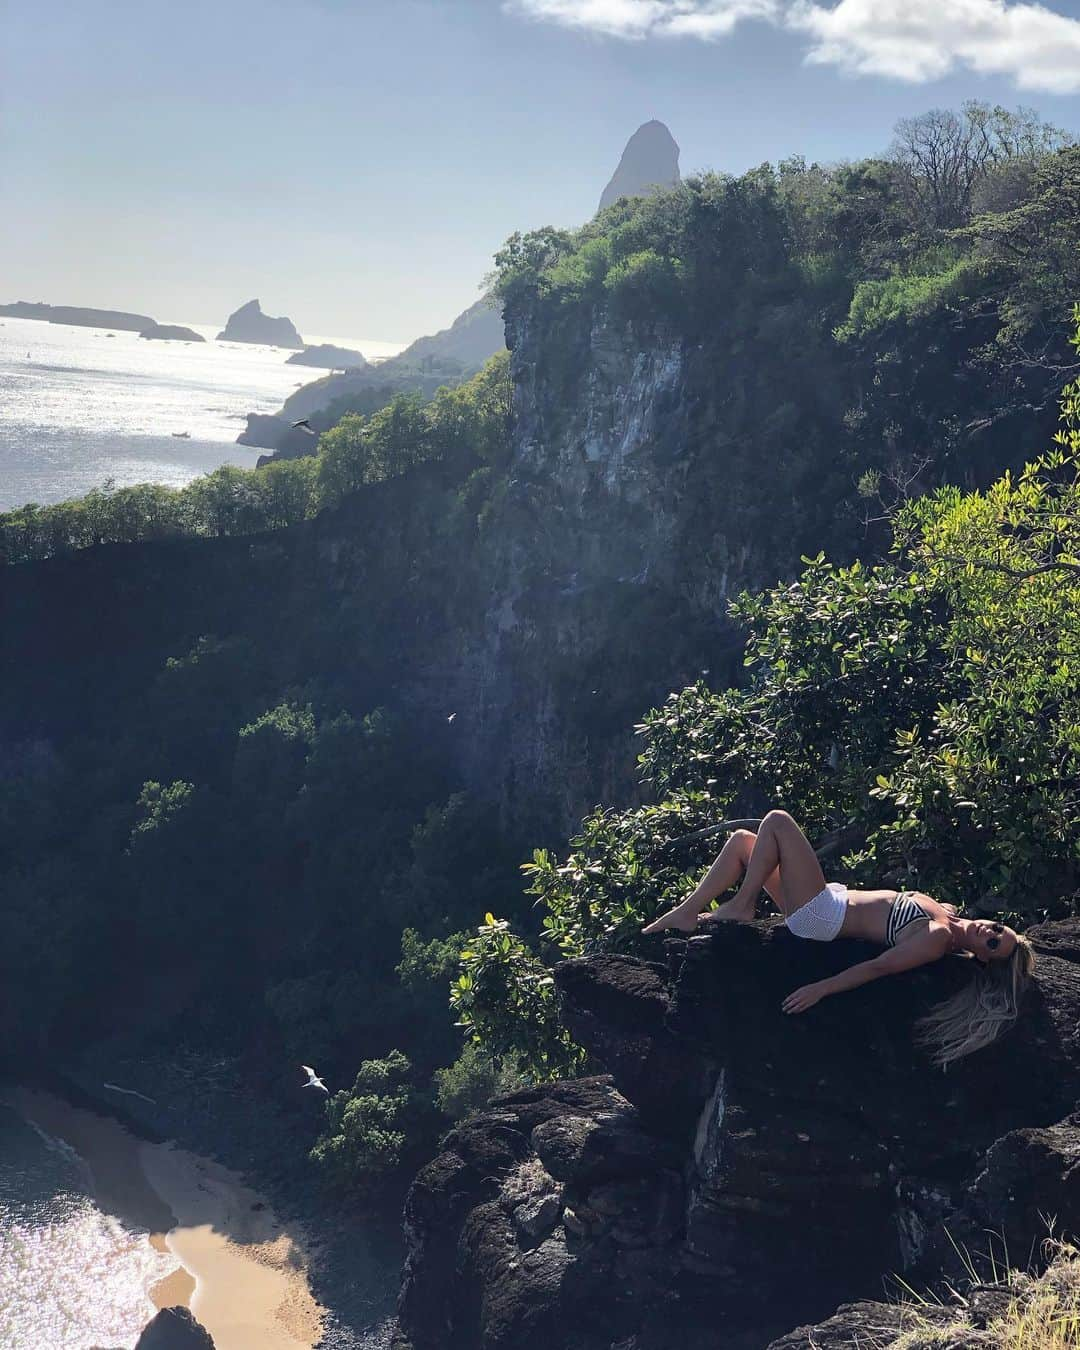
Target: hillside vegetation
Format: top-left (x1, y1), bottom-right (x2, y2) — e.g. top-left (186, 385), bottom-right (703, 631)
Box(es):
top-left (3, 103), bottom-right (1080, 1205)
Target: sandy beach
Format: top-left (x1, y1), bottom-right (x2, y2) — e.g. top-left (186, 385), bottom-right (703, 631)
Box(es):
top-left (12, 1088), bottom-right (326, 1350)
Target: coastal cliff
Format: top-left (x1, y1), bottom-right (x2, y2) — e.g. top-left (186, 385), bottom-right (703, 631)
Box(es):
top-left (393, 917), bottom-right (1080, 1350)
top-left (4, 278), bottom-right (1070, 833)
top-left (249, 297), bottom-right (506, 450)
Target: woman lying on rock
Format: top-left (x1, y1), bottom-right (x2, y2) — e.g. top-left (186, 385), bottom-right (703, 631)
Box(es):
top-left (643, 809), bottom-right (1035, 1065)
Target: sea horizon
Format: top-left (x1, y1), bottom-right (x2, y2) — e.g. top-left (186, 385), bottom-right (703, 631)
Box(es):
top-left (0, 316), bottom-right (408, 512)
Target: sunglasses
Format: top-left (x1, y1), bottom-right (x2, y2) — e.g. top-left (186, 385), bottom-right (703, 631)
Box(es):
top-left (986, 923), bottom-right (1006, 951)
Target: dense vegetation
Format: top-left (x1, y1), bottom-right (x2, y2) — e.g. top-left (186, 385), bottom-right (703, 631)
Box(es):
top-left (495, 102), bottom-right (1075, 346)
top-left (4, 103), bottom-right (1080, 1204)
top-left (458, 316), bottom-right (1080, 1077)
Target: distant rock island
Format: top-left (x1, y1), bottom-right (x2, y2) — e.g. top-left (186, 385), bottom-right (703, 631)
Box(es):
top-left (139, 322), bottom-right (205, 342)
top-left (0, 300), bottom-right (155, 332)
top-left (286, 344), bottom-right (367, 370)
top-left (216, 300), bottom-right (303, 348)
top-left (598, 120), bottom-right (681, 213)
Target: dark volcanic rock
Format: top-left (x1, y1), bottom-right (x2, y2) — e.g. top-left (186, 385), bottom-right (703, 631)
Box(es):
top-left (132, 1306), bottom-right (216, 1348)
top-left (769, 1284), bottom-right (1020, 1350)
top-left (216, 299), bottom-right (303, 348)
top-left (767, 1300), bottom-right (955, 1350)
top-left (286, 343), bottom-right (368, 369)
top-left (395, 919), bottom-right (1080, 1350)
top-left (139, 323), bottom-right (205, 342)
top-left (598, 120), bottom-right (681, 214)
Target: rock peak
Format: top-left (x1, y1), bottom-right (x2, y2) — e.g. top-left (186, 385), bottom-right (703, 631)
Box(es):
top-left (216, 299), bottom-right (303, 348)
top-left (598, 120), bottom-right (681, 214)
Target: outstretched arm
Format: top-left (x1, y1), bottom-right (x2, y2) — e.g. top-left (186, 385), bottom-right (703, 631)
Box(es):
top-left (782, 927), bottom-right (951, 1014)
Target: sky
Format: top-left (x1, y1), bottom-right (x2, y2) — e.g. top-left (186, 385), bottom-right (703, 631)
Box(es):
top-left (2, 0), bottom-right (1079, 344)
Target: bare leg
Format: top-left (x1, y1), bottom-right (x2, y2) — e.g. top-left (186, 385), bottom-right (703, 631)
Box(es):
top-left (701, 810), bottom-right (825, 925)
top-left (642, 829), bottom-right (782, 934)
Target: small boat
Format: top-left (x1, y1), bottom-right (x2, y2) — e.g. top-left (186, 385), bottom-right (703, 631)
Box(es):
top-left (171, 431), bottom-right (192, 439)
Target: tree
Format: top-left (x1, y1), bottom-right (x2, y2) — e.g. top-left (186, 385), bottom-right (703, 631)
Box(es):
top-left (309, 1051), bottom-right (435, 1196)
top-left (890, 101), bottom-right (1071, 232)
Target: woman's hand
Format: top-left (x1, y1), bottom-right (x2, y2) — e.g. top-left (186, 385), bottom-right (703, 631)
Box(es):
top-left (782, 980), bottom-right (832, 1015)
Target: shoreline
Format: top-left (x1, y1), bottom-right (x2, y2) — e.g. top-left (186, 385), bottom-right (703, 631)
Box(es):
top-left (11, 1086), bottom-right (326, 1350)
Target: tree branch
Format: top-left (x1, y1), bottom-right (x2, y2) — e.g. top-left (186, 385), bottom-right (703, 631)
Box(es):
top-left (933, 552), bottom-right (1080, 580)
top-left (657, 818), bottom-right (865, 862)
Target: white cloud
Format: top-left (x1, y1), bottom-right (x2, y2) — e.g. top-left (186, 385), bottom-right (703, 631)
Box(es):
top-left (507, 0), bottom-right (669, 38)
top-left (789, 0), bottom-right (1080, 93)
top-left (507, 0), bottom-right (779, 40)
top-left (507, 0), bottom-right (1080, 92)
top-left (665, 1), bottom-right (782, 38)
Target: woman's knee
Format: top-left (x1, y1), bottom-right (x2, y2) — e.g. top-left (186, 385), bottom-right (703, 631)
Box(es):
top-left (762, 809), bottom-right (797, 831)
top-left (729, 827), bottom-right (757, 855)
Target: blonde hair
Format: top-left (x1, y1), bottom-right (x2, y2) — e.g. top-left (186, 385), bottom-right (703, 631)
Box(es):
top-left (916, 934), bottom-right (1036, 1067)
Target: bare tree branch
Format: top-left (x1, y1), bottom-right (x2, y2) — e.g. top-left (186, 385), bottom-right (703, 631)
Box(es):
top-left (657, 818), bottom-right (865, 862)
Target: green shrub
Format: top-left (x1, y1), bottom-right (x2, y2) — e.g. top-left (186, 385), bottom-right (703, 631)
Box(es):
top-left (835, 256), bottom-right (988, 341)
top-left (433, 1042), bottom-right (523, 1122)
top-left (309, 1050), bottom-right (432, 1195)
top-left (604, 249), bottom-right (685, 321)
top-left (450, 914), bottom-right (585, 1079)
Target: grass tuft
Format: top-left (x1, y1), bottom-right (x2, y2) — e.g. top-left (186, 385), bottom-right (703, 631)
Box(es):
top-left (885, 1242), bottom-right (1080, 1350)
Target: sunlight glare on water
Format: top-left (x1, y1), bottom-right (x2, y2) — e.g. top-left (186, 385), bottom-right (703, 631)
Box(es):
top-left (0, 316), bottom-right (405, 510)
top-left (0, 1109), bottom-right (177, 1350)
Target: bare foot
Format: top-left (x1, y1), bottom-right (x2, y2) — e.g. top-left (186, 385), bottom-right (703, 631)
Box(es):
top-left (642, 896), bottom-right (702, 935)
top-left (697, 895), bottom-right (756, 926)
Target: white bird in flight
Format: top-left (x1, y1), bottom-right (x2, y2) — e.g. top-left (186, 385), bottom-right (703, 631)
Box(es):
top-left (301, 1065), bottom-right (328, 1093)
top-left (447, 712), bottom-right (457, 723)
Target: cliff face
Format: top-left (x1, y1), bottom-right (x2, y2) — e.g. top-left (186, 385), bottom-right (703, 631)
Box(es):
top-left (393, 919), bottom-right (1080, 1350)
top-left (6, 284), bottom-right (1070, 837)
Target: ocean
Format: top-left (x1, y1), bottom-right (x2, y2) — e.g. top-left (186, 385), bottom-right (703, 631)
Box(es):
top-left (0, 1089), bottom-right (349, 1350)
top-left (0, 316), bottom-right (404, 512)
top-left (0, 1099), bottom-right (174, 1349)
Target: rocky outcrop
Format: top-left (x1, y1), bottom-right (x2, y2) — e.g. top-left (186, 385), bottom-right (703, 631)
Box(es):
top-left (394, 918), bottom-right (1080, 1350)
top-left (0, 300), bottom-right (155, 331)
top-left (236, 412), bottom-right (318, 457)
top-left (767, 1286), bottom-right (1014, 1350)
top-left (132, 1306), bottom-right (216, 1348)
top-left (598, 121), bottom-right (681, 214)
top-left (216, 300), bottom-right (303, 348)
top-left (139, 323), bottom-right (205, 342)
top-left (286, 343), bottom-right (368, 369)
